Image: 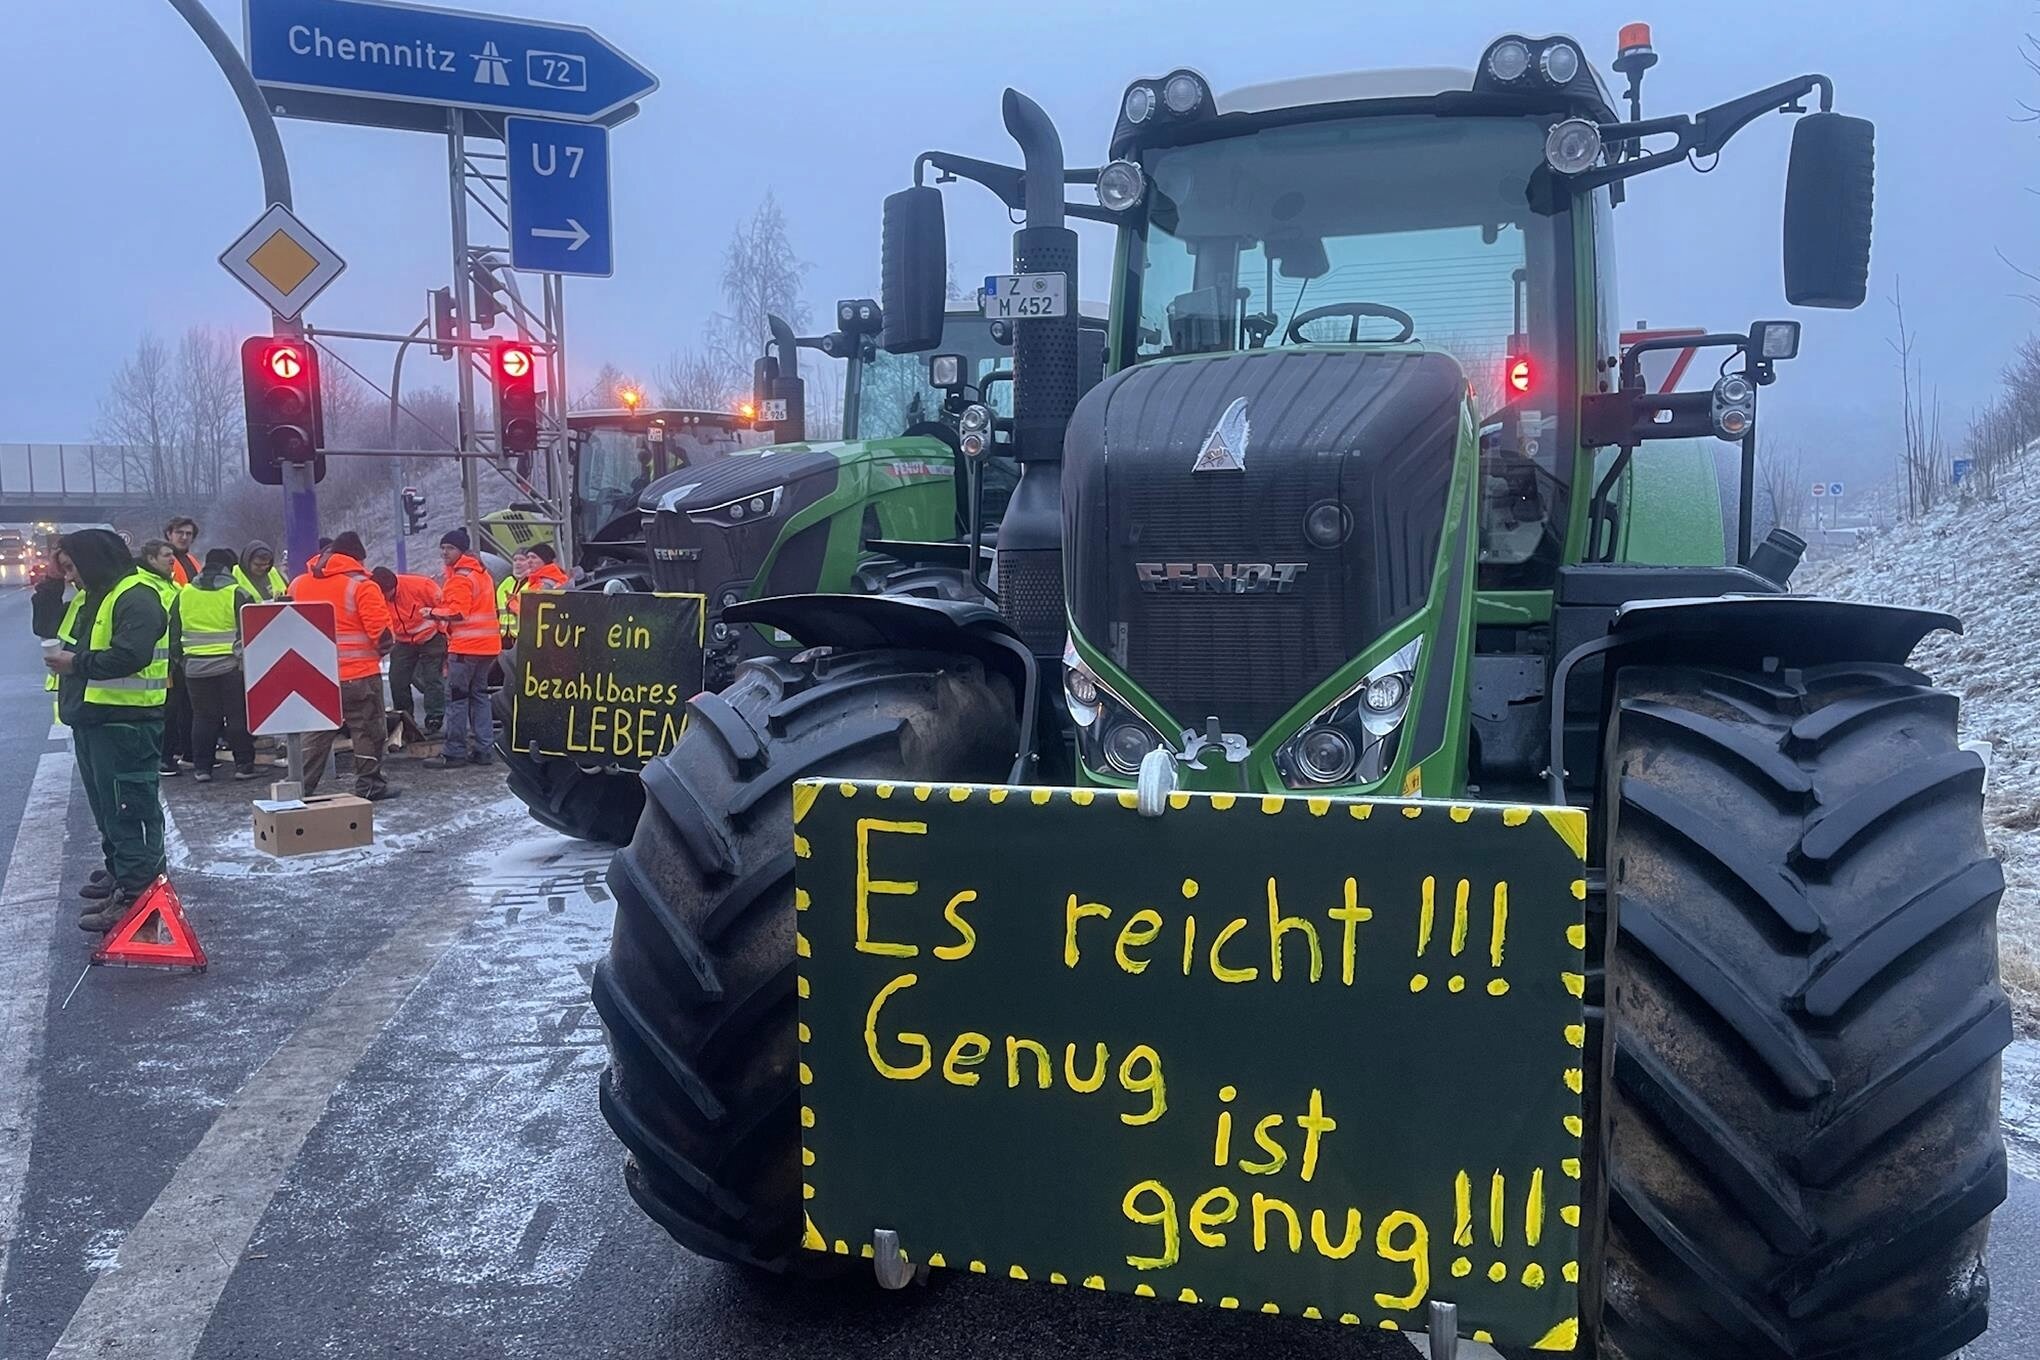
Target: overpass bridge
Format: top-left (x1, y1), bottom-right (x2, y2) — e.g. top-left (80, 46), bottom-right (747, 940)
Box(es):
top-left (0, 444), bottom-right (158, 523)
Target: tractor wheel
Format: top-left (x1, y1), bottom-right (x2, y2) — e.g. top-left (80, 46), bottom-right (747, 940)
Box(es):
top-left (592, 647), bottom-right (1018, 1268)
top-left (493, 669), bottom-right (645, 846)
top-left (1599, 661), bottom-right (2006, 1360)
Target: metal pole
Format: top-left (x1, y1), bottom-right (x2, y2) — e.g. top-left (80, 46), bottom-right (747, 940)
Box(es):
top-left (449, 110), bottom-right (482, 556)
top-left (548, 271), bottom-right (574, 567)
top-left (389, 318), bottom-right (429, 573)
top-left (163, 0), bottom-right (319, 570)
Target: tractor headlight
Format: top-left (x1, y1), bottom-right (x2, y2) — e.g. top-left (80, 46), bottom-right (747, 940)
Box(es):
top-left (1162, 71), bottom-right (1206, 115)
top-left (1276, 636), bottom-right (1424, 789)
top-left (687, 485), bottom-right (783, 528)
top-left (1096, 159), bottom-right (1147, 212)
top-left (1539, 39), bottom-right (1582, 85)
top-left (1544, 118), bottom-right (1602, 175)
top-left (1486, 39), bottom-right (1532, 82)
top-left (1065, 636), bottom-right (1170, 778)
top-left (1123, 83), bottom-right (1156, 124)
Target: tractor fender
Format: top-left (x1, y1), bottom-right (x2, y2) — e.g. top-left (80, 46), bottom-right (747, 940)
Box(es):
top-left (1548, 594), bottom-right (1961, 804)
top-left (723, 593), bottom-right (1037, 744)
top-left (1607, 593), bottom-right (1961, 667)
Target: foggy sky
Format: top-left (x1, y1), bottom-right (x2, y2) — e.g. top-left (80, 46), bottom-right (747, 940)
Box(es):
top-left (2, 0), bottom-right (2032, 487)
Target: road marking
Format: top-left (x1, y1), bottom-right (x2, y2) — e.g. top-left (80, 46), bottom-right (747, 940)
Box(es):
top-left (0, 751), bottom-right (76, 1296)
top-left (45, 723), bottom-right (65, 743)
top-left (44, 886), bottom-right (490, 1359)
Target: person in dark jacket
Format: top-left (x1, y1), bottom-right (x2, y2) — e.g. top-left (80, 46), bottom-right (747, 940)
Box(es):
top-left (43, 529), bottom-right (171, 929)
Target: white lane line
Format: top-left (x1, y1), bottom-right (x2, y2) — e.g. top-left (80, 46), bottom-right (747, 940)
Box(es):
top-left (0, 751), bottom-right (77, 1296)
top-left (45, 882), bottom-right (488, 1360)
top-left (45, 723), bottom-right (65, 743)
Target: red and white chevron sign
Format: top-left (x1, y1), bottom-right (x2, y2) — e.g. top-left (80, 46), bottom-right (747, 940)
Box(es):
top-left (242, 600), bottom-right (343, 736)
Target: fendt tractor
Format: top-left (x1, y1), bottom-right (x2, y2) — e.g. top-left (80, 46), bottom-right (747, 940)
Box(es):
top-left (500, 306), bottom-right (1055, 842)
top-left (593, 31), bottom-right (2006, 1360)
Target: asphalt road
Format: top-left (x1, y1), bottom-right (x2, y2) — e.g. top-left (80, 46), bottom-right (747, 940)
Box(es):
top-left (0, 594), bottom-right (2031, 1360)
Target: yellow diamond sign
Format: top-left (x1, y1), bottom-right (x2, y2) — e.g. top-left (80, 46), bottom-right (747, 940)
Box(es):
top-left (220, 204), bottom-right (345, 320)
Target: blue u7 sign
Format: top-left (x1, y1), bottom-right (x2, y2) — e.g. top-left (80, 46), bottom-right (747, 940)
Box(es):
top-left (245, 0), bottom-right (658, 129)
top-left (507, 118), bottom-right (612, 277)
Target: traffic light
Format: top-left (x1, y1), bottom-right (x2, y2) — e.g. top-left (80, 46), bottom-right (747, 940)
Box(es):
top-left (401, 487), bottom-right (428, 535)
top-left (240, 335), bottom-right (325, 486)
top-left (430, 286), bottom-right (456, 359)
top-left (471, 261), bottom-right (503, 329)
top-left (491, 340), bottom-right (539, 457)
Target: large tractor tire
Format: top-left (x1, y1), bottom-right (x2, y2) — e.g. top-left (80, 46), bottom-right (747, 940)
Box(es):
top-left (592, 647), bottom-right (1019, 1268)
top-left (1600, 661), bottom-right (2006, 1360)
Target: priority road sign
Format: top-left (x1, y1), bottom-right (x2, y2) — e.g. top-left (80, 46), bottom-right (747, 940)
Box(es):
top-left (244, 0), bottom-right (659, 132)
top-left (219, 204), bottom-right (347, 320)
top-left (506, 117), bottom-right (612, 276)
top-left (242, 601), bottom-right (342, 736)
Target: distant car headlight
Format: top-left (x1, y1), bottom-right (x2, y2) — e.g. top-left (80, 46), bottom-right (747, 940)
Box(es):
top-left (1277, 636), bottom-right (1424, 789)
top-left (687, 485), bottom-right (783, 529)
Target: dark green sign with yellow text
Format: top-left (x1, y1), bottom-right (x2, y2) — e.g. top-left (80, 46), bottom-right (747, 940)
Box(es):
top-left (509, 590), bottom-right (703, 769)
top-left (795, 781), bottom-right (1587, 1350)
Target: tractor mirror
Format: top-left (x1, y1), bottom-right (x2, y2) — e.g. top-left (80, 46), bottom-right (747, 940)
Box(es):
top-left (1783, 112), bottom-right (1874, 309)
top-left (881, 186), bottom-right (947, 353)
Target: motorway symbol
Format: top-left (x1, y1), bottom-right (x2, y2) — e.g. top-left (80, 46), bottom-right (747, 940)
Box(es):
top-left (506, 117), bottom-right (612, 276)
top-left (242, 601), bottom-right (343, 736)
top-left (244, 0), bottom-right (658, 131)
top-left (219, 204), bottom-right (347, 320)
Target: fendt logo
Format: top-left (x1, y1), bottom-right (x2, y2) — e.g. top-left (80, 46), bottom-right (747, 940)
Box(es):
top-left (1135, 561), bottom-right (1308, 595)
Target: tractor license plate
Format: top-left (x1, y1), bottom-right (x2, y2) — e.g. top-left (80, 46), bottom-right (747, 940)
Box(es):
top-left (793, 782), bottom-right (1588, 1350)
top-left (507, 589), bottom-right (704, 771)
top-left (981, 272), bottom-right (1067, 319)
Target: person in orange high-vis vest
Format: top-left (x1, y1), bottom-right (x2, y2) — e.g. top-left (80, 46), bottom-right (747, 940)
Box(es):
top-left (372, 566), bottom-right (446, 735)
top-left (424, 527), bottom-right (499, 768)
top-left (523, 542), bottom-right (571, 593)
top-left (288, 531), bottom-right (398, 801)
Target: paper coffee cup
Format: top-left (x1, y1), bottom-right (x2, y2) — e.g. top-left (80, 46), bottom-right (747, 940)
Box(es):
top-left (40, 638), bottom-right (61, 657)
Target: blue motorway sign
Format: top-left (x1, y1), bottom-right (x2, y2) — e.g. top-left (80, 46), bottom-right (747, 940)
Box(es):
top-left (506, 118), bottom-right (612, 277)
top-left (244, 0), bottom-right (657, 131)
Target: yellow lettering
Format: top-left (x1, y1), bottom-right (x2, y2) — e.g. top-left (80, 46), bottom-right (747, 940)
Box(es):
top-left (1297, 1088), bottom-right (1337, 1183)
top-left (1237, 1115), bottom-right (1287, 1175)
top-left (1374, 1211), bottom-right (1430, 1310)
top-left (1065, 896), bottom-right (1111, 967)
top-left (1005, 1036), bottom-right (1052, 1090)
top-left (1121, 1180), bottom-right (1179, 1269)
top-left (1064, 1043), bottom-right (1108, 1093)
top-left (1115, 908), bottom-right (1163, 975)
top-left (606, 622), bottom-right (622, 647)
top-left (1118, 1044), bottom-right (1167, 1125)
top-left (1490, 880), bottom-right (1509, 968)
top-left (1251, 1193), bottom-right (1301, 1253)
top-left (1189, 1186), bottom-right (1238, 1248)
top-left (1310, 1207), bottom-right (1363, 1259)
top-left (1209, 918), bottom-right (1259, 983)
top-left (1267, 879), bottom-right (1322, 983)
top-left (862, 973), bottom-right (931, 1079)
top-left (1180, 912), bottom-right (1197, 976)
top-left (855, 818), bottom-right (925, 957)
top-left (1329, 878), bottom-right (1373, 985)
top-left (1451, 877), bottom-right (1470, 956)
top-left (941, 1031), bottom-right (991, 1086)
top-left (933, 889), bottom-right (977, 960)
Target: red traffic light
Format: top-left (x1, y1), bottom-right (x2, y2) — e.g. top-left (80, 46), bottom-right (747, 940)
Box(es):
top-left (267, 343), bottom-right (305, 381)
top-left (1507, 355), bottom-right (1533, 395)
top-left (496, 343), bottom-right (533, 381)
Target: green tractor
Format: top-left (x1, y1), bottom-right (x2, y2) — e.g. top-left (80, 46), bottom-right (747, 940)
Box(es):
top-left (500, 306), bottom-right (1042, 843)
top-left (594, 34), bottom-right (2005, 1360)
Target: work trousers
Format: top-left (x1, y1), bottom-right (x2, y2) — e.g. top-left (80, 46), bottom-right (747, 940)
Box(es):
top-left (162, 665), bottom-right (192, 766)
top-left (388, 634), bottom-right (447, 726)
top-left (73, 720), bottom-right (166, 895)
top-left (186, 670), bottom-right (255, 774)
top-left (303, 676), bottom-right (389, 798)
top-left (442, 653), bottom-right (496, 760)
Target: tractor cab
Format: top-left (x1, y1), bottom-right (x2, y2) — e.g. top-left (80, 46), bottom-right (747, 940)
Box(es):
top-left (567, 406), bottom-right (756, 561)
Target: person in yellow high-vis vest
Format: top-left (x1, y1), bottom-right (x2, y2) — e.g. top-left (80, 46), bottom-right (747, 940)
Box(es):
top-left (174, 547), bottom-right (258, 782)
top-left (42, 529), bottom-right (171, 931)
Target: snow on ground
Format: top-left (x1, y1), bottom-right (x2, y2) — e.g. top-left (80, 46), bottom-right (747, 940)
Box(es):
top-left (1795, 467), bottom-right (2040, 1033)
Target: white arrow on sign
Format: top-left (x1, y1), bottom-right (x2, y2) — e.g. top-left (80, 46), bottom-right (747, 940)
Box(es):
top-left (530, 219), bottom-right (591, 251)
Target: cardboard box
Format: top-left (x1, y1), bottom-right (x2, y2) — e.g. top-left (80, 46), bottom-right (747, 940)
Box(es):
top-left (252, 794), bottom-right (375, 857)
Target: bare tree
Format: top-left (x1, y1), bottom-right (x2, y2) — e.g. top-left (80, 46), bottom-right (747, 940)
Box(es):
top-left (172, 326), bottom-right (241, 498)
top-left (703, 192), bottom-right (811, 394)
top-left (1757, 439), bottom-right (1809, 532)
top-left (96, 334), bottom-right (175, 499)
top-left (657, 348), bottom-right (735, 410)
top-left (1889, 281), bottom-right (1943, 519)
top-left (574, 361), bottom-right (644, 411)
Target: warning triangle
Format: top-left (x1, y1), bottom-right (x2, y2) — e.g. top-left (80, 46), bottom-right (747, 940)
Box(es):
top-left (92, 876), bottom-right (207, 972)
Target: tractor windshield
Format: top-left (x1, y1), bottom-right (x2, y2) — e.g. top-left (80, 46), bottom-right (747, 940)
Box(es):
top-left (1127, 114), bottom-right (1576, 588)
top-left (576, 422), bottom-right (745, 543)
